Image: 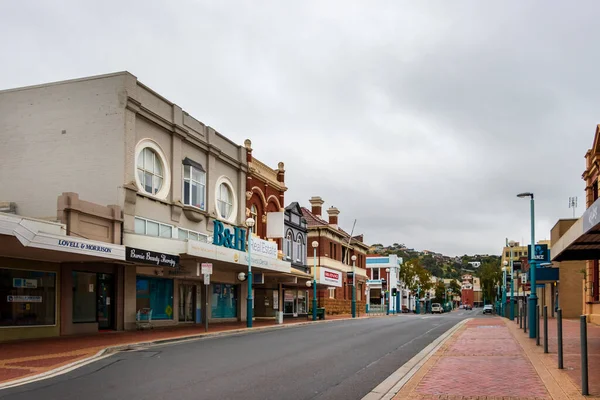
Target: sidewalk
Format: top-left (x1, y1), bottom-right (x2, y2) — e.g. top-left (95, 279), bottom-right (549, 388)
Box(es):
top-left (392, 317), bottom-right (567, 400)
top-left (521, 314), bottom-right (600, 398)
top-left (0, 313), bottom-right (369, 385)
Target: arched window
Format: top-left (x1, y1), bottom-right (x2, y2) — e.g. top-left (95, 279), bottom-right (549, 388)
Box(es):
top-left (285, 231), bottom-right (293, 260)
top-left (296, 236), bottom-right (303, 263)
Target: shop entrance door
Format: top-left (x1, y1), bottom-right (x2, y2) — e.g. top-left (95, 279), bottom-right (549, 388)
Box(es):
top-left (179, 284), bottom-right (196, 322)
top-left (97, 273), bottom-right (114, 330)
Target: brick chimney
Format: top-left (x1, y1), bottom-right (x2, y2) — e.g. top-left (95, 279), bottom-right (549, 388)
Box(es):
top-left (327, 206), bottom-right (340, 228)
top-left (309, 196), bottom-right (324, 218)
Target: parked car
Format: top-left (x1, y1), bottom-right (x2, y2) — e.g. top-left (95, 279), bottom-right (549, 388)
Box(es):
top-left (483, 304), bottom-right (493, 314)
top-left (464, 304), bottom-right (472, 310)
top-left (431, 303), bottom-right (443, 313)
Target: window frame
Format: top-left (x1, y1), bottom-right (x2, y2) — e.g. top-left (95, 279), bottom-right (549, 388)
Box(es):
top-left (214, 176), bottom-right (237, 224)
top-left (296, 236), bottom-right (303, 263)
top-left (134, 139), bottom-right (171, 200)
top-left (372, 268), bottom-right (380, 280)
top-left (134, 216), bottom-right (174, 239)
top-left (182, 163), bottom-right (206, 211)
top-left (178, 227), bottom-right (209, 243)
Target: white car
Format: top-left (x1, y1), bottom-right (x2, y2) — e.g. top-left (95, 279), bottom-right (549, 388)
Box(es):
top-left (431, 303), bottom-right (443, 314)
top-left (483, 304), bottom-right (493, 314)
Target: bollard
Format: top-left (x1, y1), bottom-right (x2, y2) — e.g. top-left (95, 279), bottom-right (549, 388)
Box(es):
top-left (557, 308), bottom-right (564, 369)
top-left (524, 301), bottom-right (527, 333)
top-left (543, 305), bottom-right (548, 353)
top-left (520, 304), bottom-right (523, 329)
top-left (536, 305), bottom-right (540, 346)
top-left (581, 315), bottom-right (589, 396)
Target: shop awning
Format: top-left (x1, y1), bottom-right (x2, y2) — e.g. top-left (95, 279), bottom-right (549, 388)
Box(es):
top-left (0, 212), bottom-right (125, 261)
top-left (552, 199), bottom-right (600, 262)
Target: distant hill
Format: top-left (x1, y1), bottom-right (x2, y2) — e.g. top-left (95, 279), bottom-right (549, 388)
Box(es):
top-left (368, 243), bottom-right (500, 279)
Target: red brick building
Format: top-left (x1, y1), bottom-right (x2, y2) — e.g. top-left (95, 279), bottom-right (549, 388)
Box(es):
top-left (244, 139), bottom-right (286, 245)
top-left (302, 196), bottom-right (369, 314)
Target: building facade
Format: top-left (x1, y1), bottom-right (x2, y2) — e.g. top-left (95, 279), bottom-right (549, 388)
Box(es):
top-left (302, 197), bottom-right (369, 314)
top-left (551, 125), bottom-right (600, 325)
top-left (0, 72), bottom-right (293, 341)
top-left (365, 255), bottom-right (403, 313)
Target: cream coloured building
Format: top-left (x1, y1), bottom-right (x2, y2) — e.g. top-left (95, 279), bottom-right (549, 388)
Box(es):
top-left (0, 72), bottom-right (291, 341)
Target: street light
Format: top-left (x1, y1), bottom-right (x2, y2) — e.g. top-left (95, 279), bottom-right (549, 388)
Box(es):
top-left (385, 268), bottom-right (390, 315)
top-left (351, 255), bottom-right (357, 318)
top-left (312, 241), bottom-right (319, 321)
top-left (517, 191), bottom-right (537, 339)
top-left (509, 240), bottom-right (516, 320)
top-left (502, 260), bottom-right (508, 318)
top-left (245, 217), bottom-right (255, 328)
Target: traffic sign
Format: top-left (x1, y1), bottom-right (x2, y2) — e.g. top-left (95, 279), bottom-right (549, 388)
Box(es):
top-left (204, 273), bottom-right (210, 285)
top-left (201, 263), bottom-right (213, 275)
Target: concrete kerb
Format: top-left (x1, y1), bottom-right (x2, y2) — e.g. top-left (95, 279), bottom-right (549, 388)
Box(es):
top-left (0, 314), bottom-right (389, 391)
top-left (361, 317), bottom-right (471, 400)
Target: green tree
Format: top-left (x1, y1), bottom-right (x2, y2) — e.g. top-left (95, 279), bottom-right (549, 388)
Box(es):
top-left (449, 280), bottom-right (461, 298)
top-left (478, 259), bottom-right (502, 304)
top-left (434, 281), bottom-right (446, 302)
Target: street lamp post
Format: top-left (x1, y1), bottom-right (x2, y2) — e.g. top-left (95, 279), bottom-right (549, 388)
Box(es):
top-left (386, 268), bottom-right (390, 315)
top-left (245, 217), bottom-right (255, 328)
top-left (502, 261), bottom-right (508, 318)
top-left (509, 240), bottom-right (515, 320)
top-left (518, 192), bottom-right (537, 339)
top-left (351, 255), bottom-right (357, 318)
top-left (312, 241), bottom-right (319, 321)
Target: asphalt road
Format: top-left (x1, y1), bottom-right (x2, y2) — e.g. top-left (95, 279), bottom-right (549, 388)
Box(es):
top-left (0, 309), bottom-right (483, 400)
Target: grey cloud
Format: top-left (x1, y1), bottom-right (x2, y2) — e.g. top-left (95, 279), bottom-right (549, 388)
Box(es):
top-left (0, 0), bottom-right (597, 255)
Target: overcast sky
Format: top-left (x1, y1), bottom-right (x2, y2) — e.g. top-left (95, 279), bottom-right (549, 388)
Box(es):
top-left (1, 1), bottom-right (597, 256)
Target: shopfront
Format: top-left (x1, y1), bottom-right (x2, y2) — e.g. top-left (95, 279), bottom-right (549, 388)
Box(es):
top-left (186, 236), bottom-right (291, 323)
top-left (127, 246), bottom-right (180, 323)
top-left (211, 282), bottom-right (238, 319)
top-left (283, 288), bottom-right (308, 316)
top-left (0, 213), bottom-right (127, 342)
top-left (0, 266), bottom-right (57, 329)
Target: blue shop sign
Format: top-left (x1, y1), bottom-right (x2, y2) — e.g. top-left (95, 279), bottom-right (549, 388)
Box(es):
top-left (213, 220), bottom-right (246, 252)
top-left (528, 244), bottom-right (549, 262)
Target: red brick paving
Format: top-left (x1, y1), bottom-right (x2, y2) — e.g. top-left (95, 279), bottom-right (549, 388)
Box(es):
top-left (0, 368), bottom-right (32, 381)
top-left (417, 356), bottom-right (548, 398)
top-left (395, 318), bottom-right (551, 400)
top-left (6, 355), bottom-right (82, 368)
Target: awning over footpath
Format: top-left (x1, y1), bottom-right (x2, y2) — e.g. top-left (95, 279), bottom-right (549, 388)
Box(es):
top-left (0, 212), bottom-right (125, 261)
top-left (552, 197), bottom-right (600, 262)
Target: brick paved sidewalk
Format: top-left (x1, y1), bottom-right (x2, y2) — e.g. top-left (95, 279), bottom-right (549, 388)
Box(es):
top-left (0, 313), bottom-right (380, 385)
top-left (394, 318), bottom-right (551, 400)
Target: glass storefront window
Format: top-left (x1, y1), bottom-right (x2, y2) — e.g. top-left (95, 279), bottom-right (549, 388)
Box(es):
top-left (72, 271), bottom-right (97, 323)
top-left (297, 290), bottom-right (307, 314)
top-left (136, 277), bottom-right (174, 320)
top-left (0, 268), bottom-right (56, 327)
top-left (211, 283), bottom-right (237, 318)
top-left (284, 290), bottom-right (296, 314)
